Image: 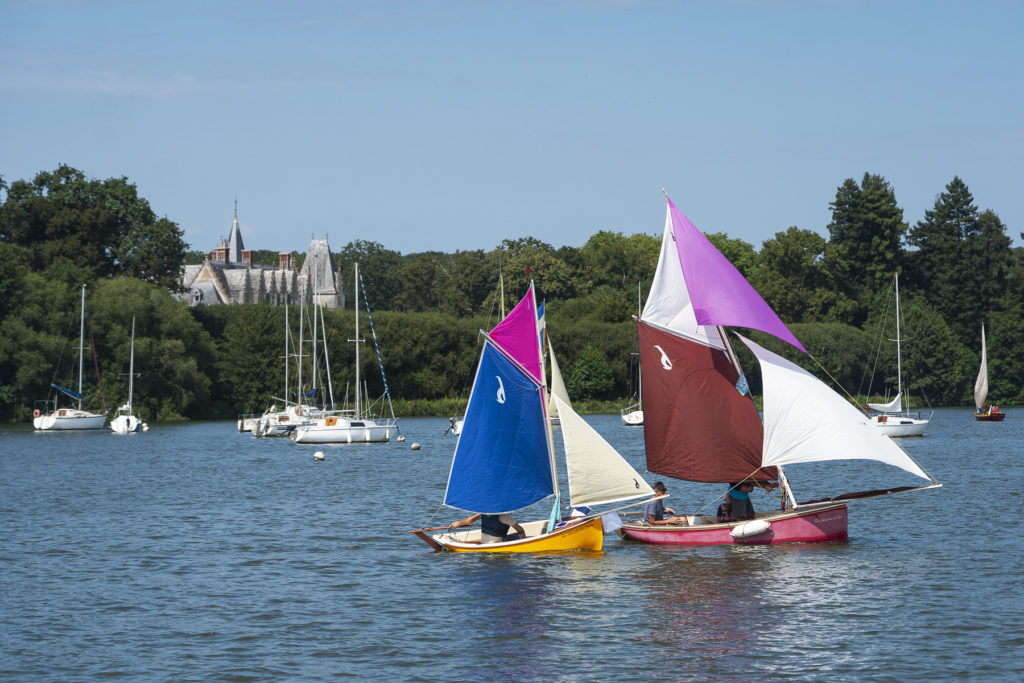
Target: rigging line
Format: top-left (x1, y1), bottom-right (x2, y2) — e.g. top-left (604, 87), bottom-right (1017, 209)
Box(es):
top-left (87, 310), bottom-right (106, 409)
top-left (358, 272), bottom-right (397, 426)
top-left (809, 354), bottom-right (862, 406)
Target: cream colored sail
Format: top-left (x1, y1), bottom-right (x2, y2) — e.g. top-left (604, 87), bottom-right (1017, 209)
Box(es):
top-left (553, 394), bottom-right (655, 507)
top-left (974, 324), bottom-right (989, 411)
top-left (547, 339), bottom-right (571, 419)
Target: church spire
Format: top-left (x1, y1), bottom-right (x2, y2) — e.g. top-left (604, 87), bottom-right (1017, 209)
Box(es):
top-left (227, 200), bottom-right (244, 263)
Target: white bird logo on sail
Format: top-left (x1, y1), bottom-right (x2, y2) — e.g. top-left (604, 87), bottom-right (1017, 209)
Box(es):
top-left (654, 345), bottom-right (673, 370)
top-left (496, 376), bottom-right (506, 404)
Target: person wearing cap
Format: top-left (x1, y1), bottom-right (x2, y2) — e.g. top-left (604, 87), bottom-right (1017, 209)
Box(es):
top-left (645, 481), bottom-right (688, 526)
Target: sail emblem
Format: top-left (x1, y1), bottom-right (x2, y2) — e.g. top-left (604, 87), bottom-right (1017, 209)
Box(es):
top-left (495, 376), bottom-right (506, 404)
top-left (654, 345), bottom-right (673, 370)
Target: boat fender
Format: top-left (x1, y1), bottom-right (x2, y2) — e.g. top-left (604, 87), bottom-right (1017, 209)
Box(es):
top-left (33, 409), bottom-right (40, 418)
top-left (731, 519), bottom-right (771, 539)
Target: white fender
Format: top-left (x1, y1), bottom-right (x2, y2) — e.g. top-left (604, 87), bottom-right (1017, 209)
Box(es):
top-left (731, 519), bottom-right (771, 539)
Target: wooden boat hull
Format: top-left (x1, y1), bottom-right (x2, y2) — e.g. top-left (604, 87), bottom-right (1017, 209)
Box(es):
top-left (429, 517), bottom-right (604, 553)
top-left (975, 411), bottom-right (1005, 421)
top-left (620, 503), bottom-right (848, 545)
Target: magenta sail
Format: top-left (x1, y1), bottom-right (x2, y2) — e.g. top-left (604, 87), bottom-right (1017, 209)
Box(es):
top-left (667, 195), bottom-right (807, 353)
top-left (489, 283), bottom-right (544, 386)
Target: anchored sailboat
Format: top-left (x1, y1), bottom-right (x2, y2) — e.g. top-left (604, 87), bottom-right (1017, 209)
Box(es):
top-left (110, 316), bottom-right (147, 434)
top-left (33, 284), bottom-right (107, 430)
top-left (619, 193), bottom-right (939, 546)
top-left (865, 273), bottom-right (932, 437)
top-left (291, 262), bottom-right (397, 444)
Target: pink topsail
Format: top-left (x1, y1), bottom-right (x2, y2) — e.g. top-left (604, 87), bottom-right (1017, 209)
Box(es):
top-left (489, 282), bottom-right (544, 386)
top-left (666, 194), bottom-right (807, 354)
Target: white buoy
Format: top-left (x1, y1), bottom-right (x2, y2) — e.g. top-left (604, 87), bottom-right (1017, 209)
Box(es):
top-left (142, 423), bottom-right (149, 432)
top-left (410, 442), bottom-right (420, 451)
top-left (397, 435), bottom-right (406, 442)
top-left (314, 451), bottom-right (325, 461)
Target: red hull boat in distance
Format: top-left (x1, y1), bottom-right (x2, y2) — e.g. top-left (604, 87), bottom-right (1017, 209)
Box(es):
top-left (974, 324), bottom-right (1007, 422)
top-left (619, 193), bottom-right (940, 547)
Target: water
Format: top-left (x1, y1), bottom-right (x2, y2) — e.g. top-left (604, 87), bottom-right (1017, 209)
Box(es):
top-left (2, 408), bottom-right (1021, 681)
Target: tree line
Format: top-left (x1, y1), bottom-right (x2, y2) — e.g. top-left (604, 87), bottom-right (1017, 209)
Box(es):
top-left (1, 165), bottom-right (1021, 424)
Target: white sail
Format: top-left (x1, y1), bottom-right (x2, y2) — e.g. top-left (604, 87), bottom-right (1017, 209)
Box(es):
top-left (640, 204), bottom-right (724, 349)
top-left (553, 394), bottom-right (655, 507)
top-left (974, 324), bottom-right (988, 411)
top-left (737, 334), bottom-right (930, 481)
top-left (867, 393), bottom-right (902, 414)
top-left (547, 339), bottom-right (570, 419)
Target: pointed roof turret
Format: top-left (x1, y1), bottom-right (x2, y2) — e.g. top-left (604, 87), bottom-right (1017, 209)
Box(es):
top-left (227, 199), bottom-right (245, 263)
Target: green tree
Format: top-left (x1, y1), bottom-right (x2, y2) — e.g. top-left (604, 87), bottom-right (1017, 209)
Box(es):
top-left (566, 344), bottom-right (615, 400)
top-left (906, 177), bottom-right (1013, 345)
top-left (336, 240), bottom-right (403, 310)
top-left (825, 173), bottom-right (907, 309)
top-left (0, 165), bottom-right (186, 289)
top-left (749, 227), bottom-right (858, 324)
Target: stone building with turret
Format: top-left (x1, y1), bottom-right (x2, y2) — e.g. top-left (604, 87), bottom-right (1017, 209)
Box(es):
top-left (178, 205), bottom-right (345, 308)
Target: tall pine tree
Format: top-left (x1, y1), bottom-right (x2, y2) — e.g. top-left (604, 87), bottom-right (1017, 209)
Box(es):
top-left (906, 177), bottom-right (1012, 345)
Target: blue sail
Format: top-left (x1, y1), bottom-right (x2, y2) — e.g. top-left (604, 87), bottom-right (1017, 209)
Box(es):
top-left (444, 340), bottom-right (554, 513)
top-left (51, 383), bottom-right (82, 400)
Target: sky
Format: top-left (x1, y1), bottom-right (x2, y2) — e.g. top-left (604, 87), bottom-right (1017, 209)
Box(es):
top-left (2, 0), bottom-right (1021, 258)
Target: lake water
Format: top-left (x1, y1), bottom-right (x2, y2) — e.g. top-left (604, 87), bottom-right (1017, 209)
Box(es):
top-left (2, 408), bottom-right (1021, 681)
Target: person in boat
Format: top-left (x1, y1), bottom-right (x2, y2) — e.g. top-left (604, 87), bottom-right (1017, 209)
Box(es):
top-left (450, 513), bottom-right (526, 543)
top-left (645, 482), bottom-right (688, 526)
top-left (716, 498), bottom-right (735, 523)
top-left (727, 481), bottom-right (778, 521)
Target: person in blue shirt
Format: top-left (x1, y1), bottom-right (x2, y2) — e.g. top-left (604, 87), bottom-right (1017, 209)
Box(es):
top-left (727, 480), bottom-right (778, 520)
top-left (645, 481), bottom-right (688, 526)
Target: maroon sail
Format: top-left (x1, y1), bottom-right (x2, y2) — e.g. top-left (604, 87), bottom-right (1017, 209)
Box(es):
top-left (638, 320), bottom-right (776, 483)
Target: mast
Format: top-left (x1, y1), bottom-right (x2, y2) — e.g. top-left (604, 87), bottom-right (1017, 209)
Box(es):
top-left (311, 260), bottom-right (319, 409)
top-left (127, 316), bottom-right (135, 411)
top-left (283, 304), bottom-right (289, 406)
top-left (895, 272), bottom-right (903, 413)
top-left (297, 295), bottom-right (305, 406)
top-left (78, 284), bottom-right (86, 410)
top-left (350, 262), bottom-right (363, 417)
top-left (636, 281), bottom-right (642, 404)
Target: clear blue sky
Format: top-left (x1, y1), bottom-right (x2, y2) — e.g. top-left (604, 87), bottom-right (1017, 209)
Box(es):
top-left (2, 0), bottom-right (1021, 257)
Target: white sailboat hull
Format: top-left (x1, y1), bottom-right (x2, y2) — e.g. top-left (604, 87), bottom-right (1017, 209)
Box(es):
top-left (110, 414), bottom-right (145, 434)
top-left (621, 406), bottom-right (644, 426)
top-left (291, 417), bottom-right (394, 444)
top-left (870, 413), bottom-right (931, 437)
top-left (34, 410), bottom-right (107, 430)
